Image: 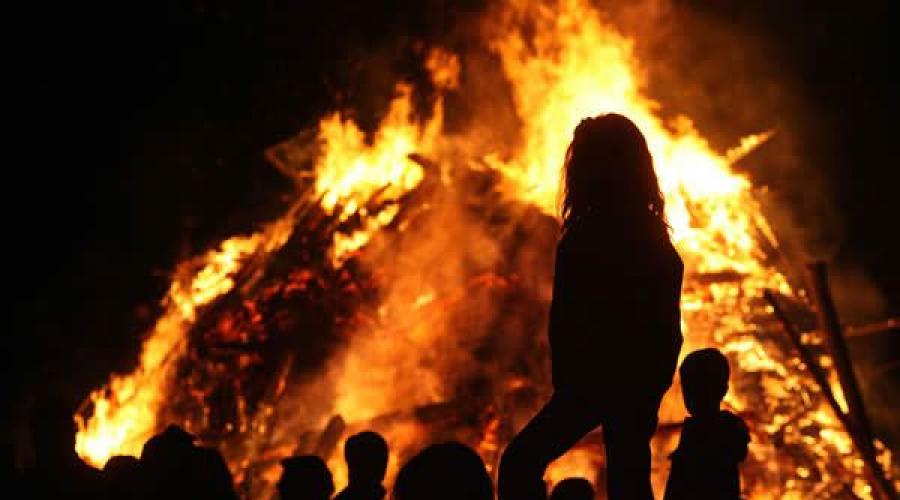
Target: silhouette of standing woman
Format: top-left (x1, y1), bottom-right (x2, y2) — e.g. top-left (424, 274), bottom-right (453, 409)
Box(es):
top-left (499, 114), bottom-right (683, 500)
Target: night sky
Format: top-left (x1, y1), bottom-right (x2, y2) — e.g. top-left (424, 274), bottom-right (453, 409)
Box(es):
top-left (10, 1), bottom-right (898, 450)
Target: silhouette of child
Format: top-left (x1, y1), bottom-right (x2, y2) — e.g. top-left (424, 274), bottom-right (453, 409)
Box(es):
top-left (664, 348), bottom-right (749, 500)
top-left (193, 446), bottom-right (240, 500)
top-left (102, 455), bottom-right (141, 500)
top-left (393, 442), bottom-right (493, 500)
top-left (139, 424), bottom-right (199, 499)
top-left (549, 477), bottom-right (595, 500)
top-left (335, 431), bottom-right (389, 500)
top-left (277, 455), bottom-right (334, 500)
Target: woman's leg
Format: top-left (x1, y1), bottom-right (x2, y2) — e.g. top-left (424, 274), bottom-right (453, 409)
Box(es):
top-left (498, 394), bottom-right (602, 500)
top-left (602, 404), bottom-right (659, 500)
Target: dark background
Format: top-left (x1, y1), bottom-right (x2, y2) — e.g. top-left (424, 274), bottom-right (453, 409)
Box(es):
top-left (9, 0), bottom-right (898, 452)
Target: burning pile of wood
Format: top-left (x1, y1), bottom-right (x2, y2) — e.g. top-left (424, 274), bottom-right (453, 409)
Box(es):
top-left (74, 1), bottom-right (898, 498)
top-left (176, 141), bottom-right (562, 497)
top-left (80, 129), bottom-right (892, 498)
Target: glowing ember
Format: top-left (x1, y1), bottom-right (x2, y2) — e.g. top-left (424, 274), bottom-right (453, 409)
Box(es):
top-left (75, 0), bottom-right (894, 498)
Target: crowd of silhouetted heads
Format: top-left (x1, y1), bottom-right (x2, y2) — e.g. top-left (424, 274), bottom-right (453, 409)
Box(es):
top-left (14, 401), bottom-right (241, 500)
top-left (12, 347), bottom-right (746, 499)
top-left (11, 404), bottom-right (598, 500)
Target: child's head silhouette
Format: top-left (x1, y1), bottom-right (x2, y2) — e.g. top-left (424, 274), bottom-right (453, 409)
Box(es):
top-left (344, 430), bottom-right (389, 484)
top-left (679, 348), bottom-right (730, 417)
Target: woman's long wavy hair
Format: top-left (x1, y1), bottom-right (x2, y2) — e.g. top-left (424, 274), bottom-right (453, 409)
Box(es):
top-left (560, 113), bottom-right (668, 234)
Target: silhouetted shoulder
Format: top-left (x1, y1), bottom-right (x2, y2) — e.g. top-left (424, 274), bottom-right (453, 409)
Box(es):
top-left (717, 410), bottom-right (750, 461)
top-left (666, 412), bottom-right (747, 500)
top-left (334, 483), bottom-right (387, 500)
top-left (673, 410), bottom-right (749, 464)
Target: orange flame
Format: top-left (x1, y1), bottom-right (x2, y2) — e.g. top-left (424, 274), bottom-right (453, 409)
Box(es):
top-left (314, 49), bottom-right (458, 267)
top-left (76, 218), bottom-right (294, 467)
top-left (75, 0), bottom-right (893, 497)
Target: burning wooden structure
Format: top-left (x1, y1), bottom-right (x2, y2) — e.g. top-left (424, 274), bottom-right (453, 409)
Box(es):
top-left (73, 0), bottom-right (897, 498)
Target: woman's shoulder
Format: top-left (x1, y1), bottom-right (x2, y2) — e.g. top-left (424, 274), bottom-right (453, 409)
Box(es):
top-left (559, 216), bottom-right (677, 256)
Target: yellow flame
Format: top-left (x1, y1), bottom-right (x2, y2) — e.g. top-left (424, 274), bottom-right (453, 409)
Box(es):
top-left (314, 50), bottom-right (457, 266)
top-left (485, 0), bottom-right (782, 282)
top-left (481, 0), bottom-right (884, 496)
top-left (76, 218), bottom-right (294, 467)
top-left (73, 0), bottom-right (894, 497)
top-left (545, 447), bottom-right (601, 489)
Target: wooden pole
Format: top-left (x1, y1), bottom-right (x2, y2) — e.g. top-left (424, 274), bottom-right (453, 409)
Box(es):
top-left (805, 262), bottom-right (897, 500)
top-left (765, 291), bottom-right (896, 499)
top-left (845, 317), bottom-right (900, 338)
top-left (313, 415), bottom-right (347, 460)
top-left (806, 262), bottom-right (872, 434)
top-left (763, 291), bottom-right (852, 431)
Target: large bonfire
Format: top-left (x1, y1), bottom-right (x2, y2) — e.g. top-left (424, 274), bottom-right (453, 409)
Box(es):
top-left (74, 0), bottom-right (895, 498)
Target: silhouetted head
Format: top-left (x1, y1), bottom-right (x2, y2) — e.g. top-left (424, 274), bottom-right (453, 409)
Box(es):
top-left (278, 455), bottom-right (334, 500)
top-left (345, 431), bottom-right (389, 485)
top-left (561, 114), bottom-right (666, 233)
top-left (392, 442), bottom-right (493, 500)
top-left (103, 454), bottom-right (140, 472)
top-left (680, 348), bottom-right (730, 417)
top-left (103, 455), bottom-right (141, 496)
top-left (549, 477), bottom-right (595, 500)
top-left (28, 397), bottom-right (77, 465)
top-left (140, 424), bottom-right (196, 479)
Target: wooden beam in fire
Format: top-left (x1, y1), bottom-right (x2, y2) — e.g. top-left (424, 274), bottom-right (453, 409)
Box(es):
top-left (805, 262), bottom-right (897, 500)
top-left (312, 415), bottom-right (347, 460)
top-left (844, 317), bottom-right (899, 338)
top-left (765, 290), bottom-right (896, 500)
